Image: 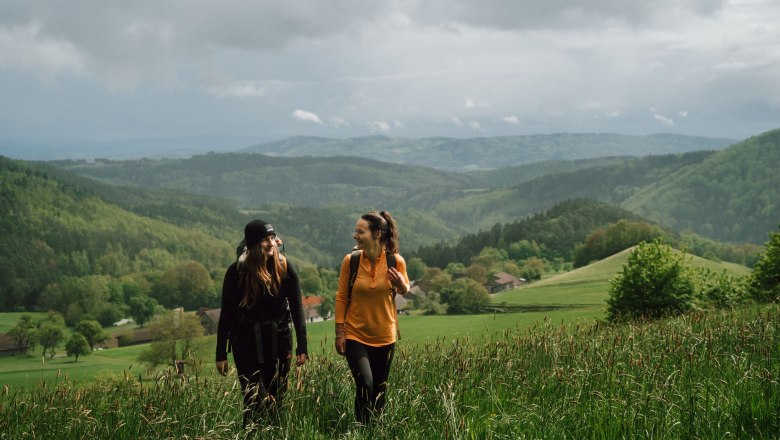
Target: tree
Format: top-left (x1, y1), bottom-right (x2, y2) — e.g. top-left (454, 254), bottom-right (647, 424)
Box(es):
top-left (38, 276), bottom-right (112, 326)
top-left (465, 263), bottom-right (489, 284)
top-left (508, 240), bottom-right (542, 261)
top-left (65, 333), bottom-right (91, 362)
top-left (750, 225), bottom-right (780, 302)
top-left (299, 265), bottom-right (323, 295)
top-left (152, 261), bottom-right (216, 310)
top-left (128, 294), bottom-right (160, 327)
top-left (607, 240), bottom-right (695, 321)
top-left (7, 314), bottom-right (37, 355)
top-left (318, 290), bottom-right (335, 321)
top-left (138, 310), bottom-right (205, 369)
top-left (414, 291), bottom-right (447, 315)
top-left (519, 257), bottom-right (545, 281)
top-left (37, 312), bottom-right (66, 359)
top-left (74, 320), bottom-right (108, 350)
top-left (440, 278), bottom-right (490, 314)
top-left (417, 267), bottom-right (452, 294)
top-left (406, 257), bottom-right (427, 281)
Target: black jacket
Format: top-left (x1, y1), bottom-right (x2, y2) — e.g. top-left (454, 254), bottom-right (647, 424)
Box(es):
top-left (216, 259), bottom-right (307, 362)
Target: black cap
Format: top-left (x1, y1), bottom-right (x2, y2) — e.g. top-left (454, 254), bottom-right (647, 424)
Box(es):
top-left (244, 219), bottom-right (275, 248)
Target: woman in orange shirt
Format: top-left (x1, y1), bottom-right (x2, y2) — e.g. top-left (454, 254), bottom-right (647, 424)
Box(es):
top-left (335, 210), bottom-right (410, 424)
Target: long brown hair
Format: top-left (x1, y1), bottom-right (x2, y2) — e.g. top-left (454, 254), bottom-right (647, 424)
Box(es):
top-left (238, 243), bottom-right (287, 308)
top-left (361, 210), bottom-right (399, 254)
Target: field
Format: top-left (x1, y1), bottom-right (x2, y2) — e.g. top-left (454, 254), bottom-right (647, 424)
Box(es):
top-left (0, 248), bottom-right (751, 389)
top-left (1, 303), bottom-right (776, 439)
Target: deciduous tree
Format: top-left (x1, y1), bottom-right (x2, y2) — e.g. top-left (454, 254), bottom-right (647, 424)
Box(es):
top-left (74, 320), bottom-right (108, 350)
top-left (65, 333), bottom-right (91, 362)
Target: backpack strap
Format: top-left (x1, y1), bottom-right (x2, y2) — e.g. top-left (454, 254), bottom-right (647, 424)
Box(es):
top-left (344, 250), bottom-right (362, 324)
top-left (386, 252), bottom-right (401, 340)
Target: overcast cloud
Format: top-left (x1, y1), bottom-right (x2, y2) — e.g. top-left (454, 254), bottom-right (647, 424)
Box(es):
top-left (1, 0), bottom-right (779, 158)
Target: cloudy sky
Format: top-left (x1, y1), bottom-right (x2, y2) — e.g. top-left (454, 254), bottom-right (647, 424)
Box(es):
top-left (1, 0), bottom-right (779, 158)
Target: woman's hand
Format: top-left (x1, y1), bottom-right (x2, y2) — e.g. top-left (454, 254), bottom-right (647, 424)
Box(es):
top-left (215, 360), bottom-right (228, 376)
top-left (388, 267), bottom-right (409, 294)
top-left (335, 334), bottom-right (346, 356)
top-left (296, 353), bottom-right (309, 366)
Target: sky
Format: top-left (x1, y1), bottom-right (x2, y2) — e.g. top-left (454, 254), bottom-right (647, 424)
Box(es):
top-left (1, 0), bottom-right (779, 159)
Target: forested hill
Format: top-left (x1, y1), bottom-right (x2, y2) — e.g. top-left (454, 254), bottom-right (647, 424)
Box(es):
top-left (621, 128), bottom-right (780, 244)
top-left (427, 128), bottom-right (780, 244)
top-left (412, 199), bottom-right (645, 268)
top-left (0, 156), bottom-right (242, 311)
top-left (243, 133), bottom-right (735, 171)
top-left (51, 128), bottom-right (778, 245)
top-left (53, 153), bottom-right (478, 211)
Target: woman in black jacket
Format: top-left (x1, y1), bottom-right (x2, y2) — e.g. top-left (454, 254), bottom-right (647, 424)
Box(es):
top-left (215, 219), bottom-right (308, 426)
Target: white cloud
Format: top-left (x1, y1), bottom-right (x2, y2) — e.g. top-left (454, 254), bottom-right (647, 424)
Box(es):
top-left (451, 116), bottom-right (464, 126)
top-left (0, 23), bottom-right (86, 75)
top-left (678, 110), bottom-right (689, 117)
top-left (468, 121), bottom-right (484, 131)
top-left (207, 81), bottom-right (265, 99)
top-left (501, 116), bottom-right (520, 124)
top-left (292, 109), bottom-right (324, 124)
top-left (330, 116), bottom-right (348, 127)
top-left (368, 120), bottom-right (391, 132)
top-left (606, 110), bottom-right (622, 118)
top-left (653, 113), bottom-right (675, 126)
top-left (394, 120), bottom-right (404, 128)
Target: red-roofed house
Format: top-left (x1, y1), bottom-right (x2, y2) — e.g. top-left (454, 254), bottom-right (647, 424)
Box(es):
top-left (487, 272), bottom-right (526, 293)
top-left (302, 296), bottom-right (324, 322)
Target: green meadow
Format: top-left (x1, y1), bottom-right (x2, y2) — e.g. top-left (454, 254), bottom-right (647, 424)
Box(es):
top-left (0, 248), bottom-right (751, 390)
top-left (1, 251), bottom-right (776, 439)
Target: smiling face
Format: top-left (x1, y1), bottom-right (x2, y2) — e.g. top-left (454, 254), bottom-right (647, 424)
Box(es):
top-left (258, 234), bottom-right (277, 258)
top-left (354, 218), bottom-right (380, 251)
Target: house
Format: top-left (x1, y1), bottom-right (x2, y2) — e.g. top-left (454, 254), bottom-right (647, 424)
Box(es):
top-left (196, 307), bottom-right (222, 334)
top-left (0, 333), bottom-right (25, 357)
top-left (302, 296), bottom-right (324, 322)
top-left (487, 272), bottom-right (526, 293)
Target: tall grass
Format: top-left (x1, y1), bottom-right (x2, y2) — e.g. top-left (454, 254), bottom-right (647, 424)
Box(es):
top-left (1, 304), bottom-right (777, 439)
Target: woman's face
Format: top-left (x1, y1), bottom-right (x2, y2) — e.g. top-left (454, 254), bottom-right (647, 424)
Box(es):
top-left (354, 219), bottom-right (379, 250)
top-left (259, 235), bottom-right (277, 257)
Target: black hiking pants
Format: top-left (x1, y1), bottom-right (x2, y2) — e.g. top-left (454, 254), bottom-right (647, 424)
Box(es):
top-left (232, 326), bottom-right (292, 427)
top-left (345, 339), bottom-right (395, 424)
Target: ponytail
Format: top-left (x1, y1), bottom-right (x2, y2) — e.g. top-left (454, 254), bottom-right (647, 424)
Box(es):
top-left (361, 210), bottom-right (399, 254)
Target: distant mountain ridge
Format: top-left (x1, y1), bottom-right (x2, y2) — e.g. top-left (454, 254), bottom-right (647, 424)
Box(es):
top-left (50, 128), bottom-right (778, 245)
top-left (243, 133), bottom-right (736, 171)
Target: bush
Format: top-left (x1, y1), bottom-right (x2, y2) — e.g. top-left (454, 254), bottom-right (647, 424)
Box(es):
top-left (695, 268), bottom-right (749, 309)
top-left (607, 240), bottom-right (695, 321)
top-left (440, 278), bottom-right (490, 314)
top-left (750, 225), bottom-right (780, 302)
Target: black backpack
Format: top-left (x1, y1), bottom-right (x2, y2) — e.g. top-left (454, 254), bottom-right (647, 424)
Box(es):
top-left (345, 250), bottom-right (401, 339)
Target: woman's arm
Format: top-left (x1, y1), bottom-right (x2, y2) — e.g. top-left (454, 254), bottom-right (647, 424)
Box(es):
top-left (284, 260), bottom-right (308, 360)
top-left (334, 254), bottom-right (352, 356)
top-left (216, 264), bottom-right (238, 371)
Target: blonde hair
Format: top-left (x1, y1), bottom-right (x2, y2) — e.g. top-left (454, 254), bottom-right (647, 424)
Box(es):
top-left (239, 243), bottom-right (287, 308)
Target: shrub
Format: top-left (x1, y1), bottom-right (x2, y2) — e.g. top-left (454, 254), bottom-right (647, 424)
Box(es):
top-left (607, 240), bottom-right (695, 321)
top-left (750, 225), bottom-right (780, 302)
top-left (440, 278), bottom-right (490, 314)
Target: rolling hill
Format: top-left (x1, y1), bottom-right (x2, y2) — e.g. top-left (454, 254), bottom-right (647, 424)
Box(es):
top-left (243, 133), bottom-right (735, 171)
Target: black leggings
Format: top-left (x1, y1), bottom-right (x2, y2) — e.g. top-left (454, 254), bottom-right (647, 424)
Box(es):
top-left (345, 339), bottom-right (395, 424)
top-left (232, 345), bottom-right (291, 427)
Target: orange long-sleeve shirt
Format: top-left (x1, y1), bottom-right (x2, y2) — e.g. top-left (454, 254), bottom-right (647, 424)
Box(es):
top-left (335, 249), bottom-right (409, 346)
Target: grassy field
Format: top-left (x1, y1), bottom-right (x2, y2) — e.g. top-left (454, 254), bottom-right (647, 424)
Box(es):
top-left (1, 303), bottom-right (776, 439)
top-left (0, 249), bottom-right (749, 389)
top-left (0, 312), bottom-right (47, 333)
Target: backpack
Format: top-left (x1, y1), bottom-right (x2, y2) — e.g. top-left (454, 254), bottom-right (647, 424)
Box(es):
top-left (345, 249), bottom-right (401, 339)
